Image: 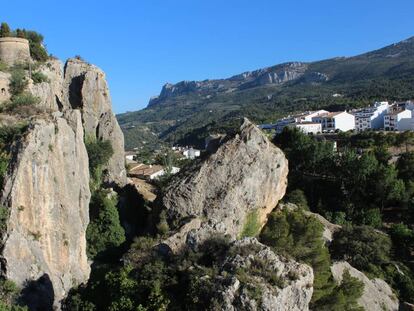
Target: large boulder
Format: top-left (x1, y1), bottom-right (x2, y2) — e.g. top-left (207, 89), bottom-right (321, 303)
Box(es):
top-left (202, 238), bottom-right (313, 311)
top-left (0, 111), bottom-right (91, 308)
top-left (331, 261), bottom-right (399, 311)
top-left (162, 118), bottom-right (288, 246)
top-left (63, 58), bottom-right (126, 187)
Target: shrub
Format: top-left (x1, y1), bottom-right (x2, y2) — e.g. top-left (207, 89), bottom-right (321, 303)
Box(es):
top-left (9, 69), bottom-right (27, 95)
top-left (31, 71), bottom-right (49, 84)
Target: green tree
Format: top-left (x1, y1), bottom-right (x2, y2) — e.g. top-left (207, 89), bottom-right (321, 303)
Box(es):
top-left (260, 209), bottom-right (333, 303)
top-left (0, 23), bottom-right (11, 37)
top-left (86, 190), bottom-right (125, 259)
top-left (285, 189), bottom-right (309, 210)
top-left (330, 225), bottom-right (391, 274)
top-left (396, 152), bottom-right (414, 182)
top-left (15, 29), bottom-right (25, 38)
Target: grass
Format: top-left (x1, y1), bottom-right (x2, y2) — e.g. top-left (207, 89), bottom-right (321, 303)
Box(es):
top-left (240, 209), bottom-right (261, 238)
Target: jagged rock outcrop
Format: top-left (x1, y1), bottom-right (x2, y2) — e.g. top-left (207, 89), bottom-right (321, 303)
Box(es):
top-left (148, 62), bottom-right (308, 106)
top-left (201, 238), bottom-right (313, 311)
top-left (162, 118), bottom-right (288, 247)
top-left (0, 111), bottom-right (91, 308)
top-left (331, 261), bottom-right (399, 311)
top-left (63, 58), bottom-right (126, 187)
top-left (29, 58), bottom-right (64, 111)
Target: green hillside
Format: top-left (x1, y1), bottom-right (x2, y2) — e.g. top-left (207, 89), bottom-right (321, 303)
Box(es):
top-left (117, 36), bottom-right (414, 150)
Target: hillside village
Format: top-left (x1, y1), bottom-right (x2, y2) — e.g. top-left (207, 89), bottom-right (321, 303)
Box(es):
top-left (263, 100), bottom-right (414, 134)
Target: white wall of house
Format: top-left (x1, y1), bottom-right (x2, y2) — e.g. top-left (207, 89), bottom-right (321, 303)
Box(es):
top-left (384, 110), bottom-right (412, 131)
top-left (334, 112), bottom-right (355, 131)
top-left (288, 122), bottom-right (322, 134)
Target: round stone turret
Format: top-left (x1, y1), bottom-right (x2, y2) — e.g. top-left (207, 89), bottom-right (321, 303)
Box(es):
top-left (0, 37), bottom-right (31, 65)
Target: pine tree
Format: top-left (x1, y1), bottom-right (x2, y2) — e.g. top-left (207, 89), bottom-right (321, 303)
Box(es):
top-left (0, 22), bottom-right (11, 37)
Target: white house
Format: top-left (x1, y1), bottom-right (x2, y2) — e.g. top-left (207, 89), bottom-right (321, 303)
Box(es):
top-left (384, 109), bottom-right (412, 131)
top-left (274, 110), bottom-right (328, 133)
top-left (353, 101), bottom-right (389, 131)
top-left (312, 111), bottom-right (355, 132)
top-left (287, 122), bottom-right (322, 134)
top-left (183, 147), bottom-right (201, 159)
top-left (129, 164), bottom-right (180, 180)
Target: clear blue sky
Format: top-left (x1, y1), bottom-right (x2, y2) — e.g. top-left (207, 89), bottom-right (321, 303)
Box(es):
top-left (1, 0), bottom-right (413, 113)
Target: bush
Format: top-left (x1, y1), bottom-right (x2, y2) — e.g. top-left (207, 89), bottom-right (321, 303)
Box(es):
top-left (31, 71), bottom-right (49, 84)
top-left (9, 68), bottom-right (27, 96)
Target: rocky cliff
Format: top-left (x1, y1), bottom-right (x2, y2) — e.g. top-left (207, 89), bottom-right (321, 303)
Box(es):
top-left (0, 112), bottom-right (90, 309)
top-left (0, 56), bottom-right (126, 308)
top-left (148, 62), bottom-right (309, 106)
top-left (63, 58), bottom-right (126, 187)
top-left (162, 118), bottom-right (288, 249)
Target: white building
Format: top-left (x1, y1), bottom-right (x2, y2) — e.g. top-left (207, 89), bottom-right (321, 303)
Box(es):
top-left (312, 111), bottom-right (355, 132)
top-left (183, 147), bottom-right (201, 159)
top-left (274, 110), bottom-right (328, 133)
top-left (384, 109), bottom-right (412, 131)
top-left (353, 101), bottom-right (389, 131)
top-left (287, 122), bottom-right (322, 134)
top-left (129, 164), bottom-right (180, 180)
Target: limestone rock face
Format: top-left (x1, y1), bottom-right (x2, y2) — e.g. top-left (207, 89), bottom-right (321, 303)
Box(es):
top-left (63, 58), bottom-right (126, 187)
top-left (331, 261), bottom-right (399, 311)
top-left (0, 111), bottom-right (91, 308)
top-left (205, 238), bottom-right (313, 311)
top-left (29, 58), bottom-right (64, 111)
top-left (162, 118), bottom-right (288, 245)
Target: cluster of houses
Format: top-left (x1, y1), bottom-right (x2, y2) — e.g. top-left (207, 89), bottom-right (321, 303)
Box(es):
top-left (125, 146), bottom-right (201, 181)
top-left (263, 101), bottom-right (414, 134)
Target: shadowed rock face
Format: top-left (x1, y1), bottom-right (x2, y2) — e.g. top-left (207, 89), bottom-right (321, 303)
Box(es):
top-left (162, 118), bottom-right (288, 248)
top-left (0, 111), bottom-right (90, 308)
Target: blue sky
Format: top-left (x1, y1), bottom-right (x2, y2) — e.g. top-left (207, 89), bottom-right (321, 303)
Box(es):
top-left (1, 0), bottom-right (413, 113)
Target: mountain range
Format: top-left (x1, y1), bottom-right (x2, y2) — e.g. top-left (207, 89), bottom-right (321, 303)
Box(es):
top-left (117, 36), bottom-right (414, 150)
